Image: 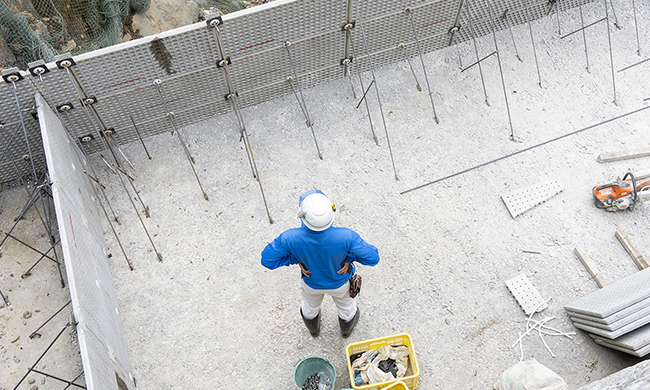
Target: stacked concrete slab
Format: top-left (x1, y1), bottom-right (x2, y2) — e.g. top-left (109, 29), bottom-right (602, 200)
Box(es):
top-left (564, 268), bottom-right (650, 357)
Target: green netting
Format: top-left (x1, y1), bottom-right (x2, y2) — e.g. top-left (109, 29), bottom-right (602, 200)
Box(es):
top-left (0, 0), bottom-right (150, 67)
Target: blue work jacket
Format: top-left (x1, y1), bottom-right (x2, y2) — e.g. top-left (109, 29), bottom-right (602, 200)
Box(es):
top-left (261, 224), bottom-right (380, 290)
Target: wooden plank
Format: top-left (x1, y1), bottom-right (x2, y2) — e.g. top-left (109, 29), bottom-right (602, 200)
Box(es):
top-left (574, 246), bottom-right (609, 288)
top-left (635, 169), bottom-right (650, 180)
top-left (617, 169), bottom-right (650, 181)
top-left (616, 229), bottom-right (649, 270)
top-left (598, 147), bottom-right (650, 163)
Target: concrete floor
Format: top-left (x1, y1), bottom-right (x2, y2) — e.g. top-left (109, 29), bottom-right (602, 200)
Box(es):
top-left (3, 0), bottom-right (650, 389)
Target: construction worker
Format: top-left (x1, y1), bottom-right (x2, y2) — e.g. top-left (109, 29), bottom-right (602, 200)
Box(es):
top-left (261, 190), bottom-right (379, 338)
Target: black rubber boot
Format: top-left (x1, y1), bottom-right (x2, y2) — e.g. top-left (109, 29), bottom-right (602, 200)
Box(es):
top-left (339, 308), bottom-right (360, 338)
top-left (301, 309), bottom-right (321, 337)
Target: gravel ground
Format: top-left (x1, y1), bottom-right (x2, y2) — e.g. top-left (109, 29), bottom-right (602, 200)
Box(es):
top-left (3, 0), bottom-right (650, 389)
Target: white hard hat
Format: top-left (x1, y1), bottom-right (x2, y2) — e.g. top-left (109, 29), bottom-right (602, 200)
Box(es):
top-left (298, 192), bottom-right (335, 231)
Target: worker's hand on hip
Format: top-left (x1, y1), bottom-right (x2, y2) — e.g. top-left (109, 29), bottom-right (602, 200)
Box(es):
top-left (337, 262), bottom-right (351, 275)
top-left (299, 263), bottom-right (311, 278)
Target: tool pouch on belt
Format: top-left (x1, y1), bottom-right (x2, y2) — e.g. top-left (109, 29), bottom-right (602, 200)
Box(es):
top-left (349, 274), bottom-right (362, 298)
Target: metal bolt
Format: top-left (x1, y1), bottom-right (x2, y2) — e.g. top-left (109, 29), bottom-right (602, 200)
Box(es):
top-left (60, 60), bottom-right (72, 68)
top-left (84, 98), bottom-right (94, 105)
top-left (59, 105), bottom-right (71, 111)
top-left (153, 79), bottom-right (162, 85)
top-left (81, 136), bottom-right (92, 143)
top-left (7, 75), bottom-right (19, 82)
top-left (210, 19), bottom-right (220, 27)
top-left (33, 67), bottom-right (45, 75)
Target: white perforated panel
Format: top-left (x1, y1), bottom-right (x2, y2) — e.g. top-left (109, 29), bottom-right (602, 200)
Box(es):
top-left (570, 301), bottom-right (650, 331)
top-left (592, 337), bottom-right (650, 357)
top-left (567, 295), bottom-right (650, 325)
top-left (0, 0), bottom-right (595, 183)
top-left (36, 93), bottom-right (134, 390)
top-left (592, 324), bottom-right (650, 351)
top-left (505, 274), bottom-right (548, 315)
top-left (501, 179), bottom-right (564, 218)
top-left (564, 268), bottom-right (650, 318)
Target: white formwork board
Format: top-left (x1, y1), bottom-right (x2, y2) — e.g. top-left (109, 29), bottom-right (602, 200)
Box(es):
top-left (36, 93), bottom-right (135, 390)
top-left (566, 295), bottom-right (650, 325)
top-left (572, 316), bottom-right (650, 340)
top-left (569, 299), bottom-right (650, 331)
top-left (501, 179), bottom-right (564, 218)
top-left (592, 324), bottom-right (650, 352)
top-left (564, 268), bottom-right (650, 318)
top-left (592, 338), bottom-right (650, 358)
top-left (505, 274), bottom-right (548, 315)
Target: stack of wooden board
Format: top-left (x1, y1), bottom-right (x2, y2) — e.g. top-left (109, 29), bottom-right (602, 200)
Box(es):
top-left (564, 268), bottom-right (650, 357)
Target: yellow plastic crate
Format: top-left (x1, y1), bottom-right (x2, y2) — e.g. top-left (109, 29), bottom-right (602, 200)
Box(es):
top-left (381, 381), bottom-right (409, 390)
top-left (345, 333), bottom-right (419, 390)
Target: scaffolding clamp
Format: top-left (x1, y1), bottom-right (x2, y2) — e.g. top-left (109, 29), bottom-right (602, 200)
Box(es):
top-left (57, 103), bottom-right (75, 112)
top-left (216, 57), bottom-right (232, 68)
top-left (28, 60), bottom-right (50, 77)
top-left (78, 134), bottom-right (95, 143)
top-left (54, 53), bottom-right (76, 69)
top-left (341, 21), bottom-right (356, 31)
top-left (1, 68), bottom-right (24, 83)
top-left (206, 14), bottom-right (223, 28)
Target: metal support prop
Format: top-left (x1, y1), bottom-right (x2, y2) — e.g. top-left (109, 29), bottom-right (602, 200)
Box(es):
top-left (618, 57), bottom-right (650, 73)
top-left (448, 0), bottom-right (465, 46)
top-left (208, 17), bottom-right (273, 224)
top-left (6, 76), bottom-right (39, 183)
top-left (401, 105), bottom-right (650, 195)
top-left (12, 323), bottom-right (72, 390)
top-left (4, 75), bottom-right (63, 285)
top-left (0, 288), bottom-right (9, 306)
top-left (405, 7), bottom-right (439, 124)
top-left (608, 0), bottom-right (620, 29)
top-left (484, 0), bottom-right (516, 141)
top-left (501, 10), bottom-right (522, 62)
top-left (466, 1), bottom-right (491, 105)
top-left (62, 372), bottom-right (86, 390)
top-left (523, 0), bottom-right (542, 87)
top-left (603, 0), bottom-right (617, 104)
top-left (352, 0), bottom-right (399, 180)
top-left (28, 369), bottom-right (86, 389)
top-left (22, 238), bottom-right (61, 277)
top-left (59, 108), bottom-right (121, 224)
top-left (578, 1), bottom-right (590, 72)
top-left (346, 36), bottom-right (379, 145)
top-left (58, 58), bottom-right (163, 261)
top-left (103, 131), bottom-right (152, 215)
top-left (29, 299), bottom-right (71, 338)
top-left (398, 43), bottom-right (422, 92)
top-left (153, 80), bottom-right (209, 200)
top-left (631, 0), bottom-right (640, 55)
top-left (284, 42), bottom-right (323, 160)
top-left (130, 116), bottom-right (152, 159)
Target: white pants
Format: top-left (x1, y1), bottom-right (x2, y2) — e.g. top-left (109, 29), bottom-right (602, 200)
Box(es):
top-left (301, 279), bottom-right (357, 321)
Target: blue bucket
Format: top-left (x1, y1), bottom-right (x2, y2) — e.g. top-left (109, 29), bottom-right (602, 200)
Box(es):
top-left (293, 356), bottom-right (336, 389)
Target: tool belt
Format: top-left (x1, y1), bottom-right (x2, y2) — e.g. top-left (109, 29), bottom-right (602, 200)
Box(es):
top-left (349, 274), bottom-right (362, 298)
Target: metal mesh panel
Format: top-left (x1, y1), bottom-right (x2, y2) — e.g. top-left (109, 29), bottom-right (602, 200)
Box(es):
top-left (36, 92), bottom-right (135, 390)
top-left (0, 0), bottom-right (596, 183)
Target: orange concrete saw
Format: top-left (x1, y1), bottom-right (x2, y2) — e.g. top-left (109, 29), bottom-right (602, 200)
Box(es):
top-left (593, 172), bottom-right (650, 211)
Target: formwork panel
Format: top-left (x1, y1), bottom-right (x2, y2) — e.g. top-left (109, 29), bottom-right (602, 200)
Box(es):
top-left (564, 268), bottom-right (650, 318)
top-left (567, 295), bottom-right (650, 325)
top-left (220, 0), bottom-right (348, 58)
top-left (592, 324), bottom-right (650, 351)
top-left (0, 0), bottom-right (596, 183)
top-left (36, 93), bottom-right (134, 390)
